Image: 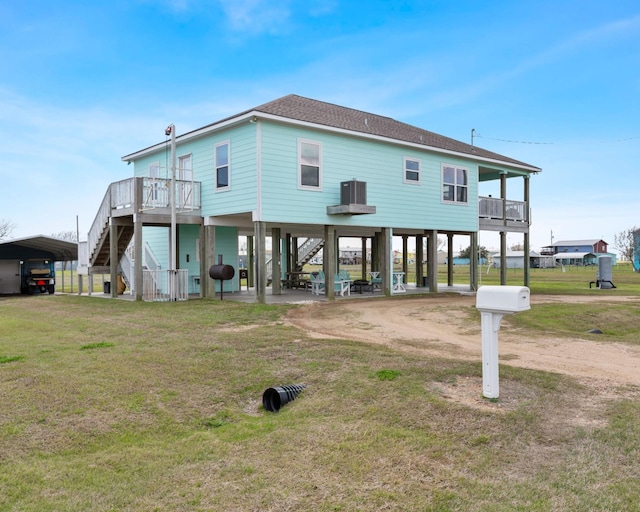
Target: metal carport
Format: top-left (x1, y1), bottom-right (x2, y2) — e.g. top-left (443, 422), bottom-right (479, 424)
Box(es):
top-left (0, 235), bottom-right (78, 294)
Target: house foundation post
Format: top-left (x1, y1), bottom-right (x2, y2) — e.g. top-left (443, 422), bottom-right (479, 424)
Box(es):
top-left (272, 227), bottom-right (282, 295)
top-left (134, 214), bottom-right (143, 300)
top-left (109, 219), bottom-right (118, 298)
top-left (416, 234), bottom-right (424, 287)
top-left (427, 230), bottom-right (438, 292)
top-left (324, 225), bottom-right (336, 300)
top-left (500, 171), bottom-right (508, 285)
top-left (523, 176), bottom-right (531, 287)
top-left (289, 234), bottom-right (296, 272)
top-left (254, 221), bottom-right (266, 304)
top-left (247, 236), bottom-right (254, 288)
top-left (402, 235), bottom-right (408, 278)
top-left (381, 227), bottom-right (392, 296)
top-left (361, 237), bottom-right (367, 279)
top-left (447, 234), bottom-right (454, 286)
top-left (500, 231), bottom-right (507, 285)
top-left (198, 223), bottom-right (206, 297)
top-left (204, 225), bottom-right (216, 298)
top-left (470, 232), bottom-right (479, 291)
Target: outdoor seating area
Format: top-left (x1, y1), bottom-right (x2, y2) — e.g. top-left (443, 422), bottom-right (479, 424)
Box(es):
top-left (303, 269), bottom-right (395, 296)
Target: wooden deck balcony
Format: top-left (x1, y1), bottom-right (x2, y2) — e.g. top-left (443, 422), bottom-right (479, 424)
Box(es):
top-left (478, 196), bottom-right (529, 233)
top-left (87, 177), bottom-right (201, 269)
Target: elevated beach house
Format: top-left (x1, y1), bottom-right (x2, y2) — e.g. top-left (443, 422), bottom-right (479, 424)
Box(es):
top-left (84, 95), bottom-right (540, 301)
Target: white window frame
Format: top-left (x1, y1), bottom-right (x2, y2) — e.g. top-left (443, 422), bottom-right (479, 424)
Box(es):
top-left (148, 161), bottom-right (160, 178)
top-left (403, 157), bottom-right (421, 184)
top-left (442, 164), bottom-right (469, 204)
top-left (178, 154), bottom-right (192, 181)
top-left (215, 140), bottom-right (230, 191)
top-left (298, 139), bottom-right (322, 190)
top-left (177, 153), bottom-right (193, 209)
top-left (148, 162), bottom-right (161, 202)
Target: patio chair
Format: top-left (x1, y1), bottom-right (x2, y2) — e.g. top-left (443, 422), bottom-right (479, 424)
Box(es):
top-left (334, 273), bottom-right (351, 297)
top-left (310, 272), bottom-right (325, 295)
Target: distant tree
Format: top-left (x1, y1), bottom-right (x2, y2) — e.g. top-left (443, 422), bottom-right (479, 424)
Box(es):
top-left (459, 245), bottom-right (489, 261)
top-left (510, 242), bottom-right (524, 251)
top-left (614, 226), bottom-right (637, 262)
top-left (51, 231), bottom-right (79, 270)
top-left (0, 219), bottom-right (16, 241)
top-left (52, 230), bottom-right (78, 242)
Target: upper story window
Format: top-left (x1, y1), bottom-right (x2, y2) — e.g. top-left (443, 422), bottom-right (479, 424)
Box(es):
top-left (442, 164), bottom-right (468, 203)
top-left (215, 141), bottom-right (230, 190)
top-left (299, 139), bottom-right (321, 189)
top-left (404, 157), bottom-right (420, 184)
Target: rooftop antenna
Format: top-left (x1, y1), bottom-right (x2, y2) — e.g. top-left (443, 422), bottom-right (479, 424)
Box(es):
top-left (471, 128), bottom-right (476, 146)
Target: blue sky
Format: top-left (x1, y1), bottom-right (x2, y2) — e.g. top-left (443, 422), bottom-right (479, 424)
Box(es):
top-left (1, 0), bottom-right (638, 255)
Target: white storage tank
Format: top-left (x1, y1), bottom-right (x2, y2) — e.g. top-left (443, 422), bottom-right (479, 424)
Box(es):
top-left (597, 256), bottom-right (614, 289)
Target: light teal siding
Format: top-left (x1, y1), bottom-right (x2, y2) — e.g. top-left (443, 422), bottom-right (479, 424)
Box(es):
top-left (132, 124), bottom-right (257, 218)
top-left (201, 125), bottom-right (257, 217)
top-left (143, 226), bottom-right (169, 269)
top-left (258, 123), bottom-right (479, 232)
top-left (212, 226), bottom-right (239, 292)
top-left (132, 120), bottom-right (483, 233)
top-left (178, 224), bottom-right (200, 293)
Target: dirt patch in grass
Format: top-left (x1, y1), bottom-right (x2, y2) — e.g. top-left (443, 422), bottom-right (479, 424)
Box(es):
top-left (285, 294), bottom-right (640, 389)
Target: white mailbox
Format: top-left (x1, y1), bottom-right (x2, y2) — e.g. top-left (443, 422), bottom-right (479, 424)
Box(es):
top-left (476, 285), bottom-right (531, 399)
top-left (476, 286), bottom-right (530, 314)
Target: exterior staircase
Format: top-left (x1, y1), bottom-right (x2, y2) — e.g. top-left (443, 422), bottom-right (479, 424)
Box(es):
top-left (266, 237), bottom-right (325, 283)
top-left (295, 237), bottom-right (325, 269)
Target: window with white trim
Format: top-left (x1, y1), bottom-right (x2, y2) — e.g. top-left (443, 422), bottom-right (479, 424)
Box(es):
top-left (215, 141), bottom-right (230, 190)
top-left (442, 164), bottom-right (468, 203)
top-left (404, 157), bottom-right (420, 183)
top-left (299, 139), bottom-right (321, 189)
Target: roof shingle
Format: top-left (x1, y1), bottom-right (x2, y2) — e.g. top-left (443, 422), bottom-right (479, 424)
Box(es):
top-left (252, 94), bottom-right (539, 170)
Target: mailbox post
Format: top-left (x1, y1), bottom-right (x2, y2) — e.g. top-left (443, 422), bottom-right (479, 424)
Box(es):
top-left (476, 286), bottom-right (530, 399)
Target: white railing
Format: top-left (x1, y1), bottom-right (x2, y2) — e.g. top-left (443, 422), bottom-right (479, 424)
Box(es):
top-left (142, 269), bottom-right (188, 302)
top-left (479, 196), bottom-right (527, 221)
top-left (87, 177), bottom-right (202, 265)
top-left (119, 250), bottom-right (134, 293)
top-left (141, 178), bottom-right (199, 211)
top-left (144, 242), bottom-right (161, 271)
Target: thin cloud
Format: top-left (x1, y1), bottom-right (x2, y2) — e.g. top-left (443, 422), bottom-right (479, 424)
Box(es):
top-left (216, 0), bottom-right (292, 34)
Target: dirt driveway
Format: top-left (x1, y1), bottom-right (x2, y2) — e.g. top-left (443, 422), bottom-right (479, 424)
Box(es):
top-left (285, 294), bottom-right (640, 389)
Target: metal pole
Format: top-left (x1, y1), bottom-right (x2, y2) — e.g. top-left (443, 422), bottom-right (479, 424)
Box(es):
top-left (166, 124), bottom-right (177, 300)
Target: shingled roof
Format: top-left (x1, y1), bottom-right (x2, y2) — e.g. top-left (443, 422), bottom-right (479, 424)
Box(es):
top-left (250, 95), bottom-right (539, 171)
top-left (124, 94), bottom-right (540, 172)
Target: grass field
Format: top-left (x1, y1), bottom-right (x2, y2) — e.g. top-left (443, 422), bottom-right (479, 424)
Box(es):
top-left (1, 268), bottom-right (639, 511)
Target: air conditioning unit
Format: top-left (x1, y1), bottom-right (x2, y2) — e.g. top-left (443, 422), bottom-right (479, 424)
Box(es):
top-left (341, 180), bottom-right (367, 205)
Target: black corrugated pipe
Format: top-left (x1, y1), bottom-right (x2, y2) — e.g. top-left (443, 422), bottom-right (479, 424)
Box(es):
top-left (262, 384), bottom-right (307, 412)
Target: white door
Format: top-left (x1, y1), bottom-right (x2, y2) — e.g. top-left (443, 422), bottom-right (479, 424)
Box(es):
top-left (0, 260), bottom-right (22, 294)
top-left (178, 154), bottom-right (193, 209)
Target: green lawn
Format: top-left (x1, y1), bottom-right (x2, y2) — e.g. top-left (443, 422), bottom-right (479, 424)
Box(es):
top-left (1, 275), bottom-right (639, 510)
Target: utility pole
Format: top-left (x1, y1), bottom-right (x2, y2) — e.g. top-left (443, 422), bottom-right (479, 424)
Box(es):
top-left (165, 124), bottom-right (177, 300)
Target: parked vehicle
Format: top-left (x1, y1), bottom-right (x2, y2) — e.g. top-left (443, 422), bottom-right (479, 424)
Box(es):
top-left (21, 259), bottom-right (55, 294)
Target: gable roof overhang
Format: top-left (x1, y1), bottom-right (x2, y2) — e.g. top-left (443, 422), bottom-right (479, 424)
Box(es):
top-left (0, 236), bottom-right (78, 261)
top-left (121, 95), bottom-right (541, 176)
